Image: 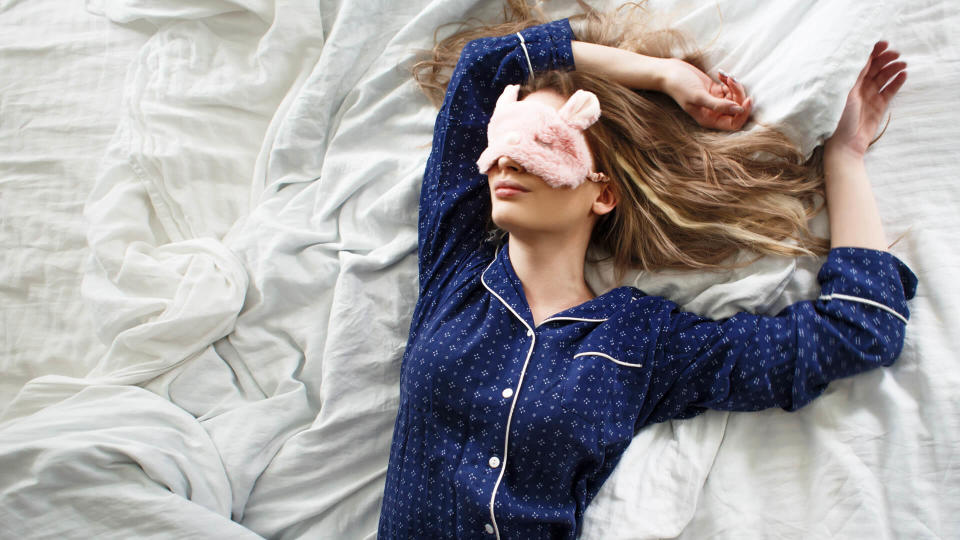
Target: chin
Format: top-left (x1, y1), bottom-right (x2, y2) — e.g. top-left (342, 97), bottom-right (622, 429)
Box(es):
top-left (489, 207), bottom-right (516, 233)
top-left (491, 204), bottom-right (534, 234)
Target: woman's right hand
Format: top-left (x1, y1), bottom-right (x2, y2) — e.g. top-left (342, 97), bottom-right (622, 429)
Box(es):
top-left (825, 41), bottom-right (907, 159)
top-left (821, 41), bottom-right (906, 251)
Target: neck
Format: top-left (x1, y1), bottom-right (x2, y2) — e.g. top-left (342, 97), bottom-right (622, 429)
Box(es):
top-left (507, 228), bottom-right (595, 326)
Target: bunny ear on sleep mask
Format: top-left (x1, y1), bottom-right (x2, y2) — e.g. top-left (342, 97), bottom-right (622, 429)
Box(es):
top-left (557, 89), bottom-right (602, 130)
top-left (475, 84), bottom-right (609, 189)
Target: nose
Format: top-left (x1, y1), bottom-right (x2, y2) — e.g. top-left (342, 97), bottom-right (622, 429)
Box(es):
top-left (496, 155), bottom-right (523, 173)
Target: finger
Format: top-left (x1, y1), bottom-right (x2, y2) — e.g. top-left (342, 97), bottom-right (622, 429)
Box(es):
top-left (708, 80), bottom-right (726, 99)
top-left (691, 104), bottom-right (733, 131)
top-left (867, 49), bottom-right (900, 80)
top-left (721, 99), bottom-right (745, 115)
top-left (705, 101), bottom-right (741, 131)
top-left (741, 96), bottom-right (753, 118)
top-left (854, 42), bottom-right (883, 83)
top-left (719, 72), bottom-right (741, 100)
top-left (727, 75), bottom-right (747, 104)
top-left (719, 72), bottom-right (750, 110)
top-left (866, 57), bottom-right (904, 96)
top-left (854, 41), bottom-right (889, 88)
top-left (731, 96), bottom-right (752, 129)
top-left (874, 61), bottom-right (907, 89)
top-left (879, 70), bottom-right (907, 101)
top-left (869, 40), bottom-right (889, 62)
top-left (692, 92), bottom-right (744, 115)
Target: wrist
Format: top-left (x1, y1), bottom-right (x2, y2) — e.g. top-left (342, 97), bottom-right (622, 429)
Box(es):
top-left (823, 143), bottom-right (867, 188)
top-left (657, 57), bottom-right (685, 97)
top-left (824, 140), bottom-right (866, 165)
top-left (641, 57), bottom-right (672, 94)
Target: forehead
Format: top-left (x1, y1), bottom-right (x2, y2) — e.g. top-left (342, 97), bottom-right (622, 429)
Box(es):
top-left (520, 88), bottom-right (566, 110)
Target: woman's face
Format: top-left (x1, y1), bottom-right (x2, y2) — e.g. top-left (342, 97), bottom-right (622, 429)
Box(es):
top-left (484, 89), bottom-right (616, 238)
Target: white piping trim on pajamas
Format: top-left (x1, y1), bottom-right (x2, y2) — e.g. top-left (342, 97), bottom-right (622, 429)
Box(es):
top-left (573, 351), bottom-right (643, 368)
top-left (516, 32), bottom-right (535, 81)
top-left (480, 248), bottom-right (532, 340)
top-left (540, 316), bottom-right (608, 326)
top-left (818, 293), bottom-right (908, 324)
top-left (480, 248), bottom-right (536, 540)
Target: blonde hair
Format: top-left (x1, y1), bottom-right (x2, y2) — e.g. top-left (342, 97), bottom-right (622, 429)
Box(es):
top-left (411, 0), bottom-right (830, 281)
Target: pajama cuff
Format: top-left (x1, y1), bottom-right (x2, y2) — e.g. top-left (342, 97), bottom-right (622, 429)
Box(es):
top-left (816, 246), bottom-right (918, 323)
top-left (516, 18), bottom-right (576, 76)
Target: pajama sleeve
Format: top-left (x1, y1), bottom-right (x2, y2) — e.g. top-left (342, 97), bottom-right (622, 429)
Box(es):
top-left (416, 18), bottom-right (576, 296)
top-left (642, 247), bottom-right (919, 425)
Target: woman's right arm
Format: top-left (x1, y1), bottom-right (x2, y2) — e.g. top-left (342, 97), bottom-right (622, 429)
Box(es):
top-left (638, 245), bottom-right (918, 426)
top-left (823, 41), bottom-right (907, 250)
top-left (417, 19), bottom-right (576, 297)
top-left (636, 43), bottom-right (913, 425)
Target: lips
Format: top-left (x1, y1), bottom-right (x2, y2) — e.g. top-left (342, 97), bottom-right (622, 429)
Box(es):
top-left (493, 179), bottom-right (530, 197)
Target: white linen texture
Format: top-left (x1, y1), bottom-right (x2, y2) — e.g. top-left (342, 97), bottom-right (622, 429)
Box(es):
top-left (0, 0), bottom-right (957, 539)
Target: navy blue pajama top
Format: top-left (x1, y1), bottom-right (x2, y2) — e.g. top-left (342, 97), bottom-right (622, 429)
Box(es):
top-left (377, 17), bottom-right (919, 540)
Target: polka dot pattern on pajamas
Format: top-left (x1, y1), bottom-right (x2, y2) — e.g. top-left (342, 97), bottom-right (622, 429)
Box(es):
top-left (377, 18), bottom-right (919, 540)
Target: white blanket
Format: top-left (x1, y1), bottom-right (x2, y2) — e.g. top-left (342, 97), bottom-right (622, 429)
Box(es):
top-left (1, 0), bottom-right (957, 538)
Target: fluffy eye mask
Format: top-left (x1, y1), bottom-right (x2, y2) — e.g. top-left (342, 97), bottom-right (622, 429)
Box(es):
top-left (476, 84), bottom-right (609, 188)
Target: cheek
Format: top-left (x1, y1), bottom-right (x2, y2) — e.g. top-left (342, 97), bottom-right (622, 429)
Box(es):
top-left (541, 185), bottom-right (597, 216)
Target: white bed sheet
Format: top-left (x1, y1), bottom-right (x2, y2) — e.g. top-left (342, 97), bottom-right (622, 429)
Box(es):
top-left (0, 0), bottom-right (148, 410)
top-left (1, 0), bottom-right (958, 538)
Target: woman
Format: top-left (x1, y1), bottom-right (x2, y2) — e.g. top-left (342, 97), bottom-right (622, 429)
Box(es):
top-left (378, 4), bottom-right (917, 539)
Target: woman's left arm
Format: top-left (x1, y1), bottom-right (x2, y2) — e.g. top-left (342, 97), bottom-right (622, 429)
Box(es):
top-left (571, 40), bottom-right (752, 130)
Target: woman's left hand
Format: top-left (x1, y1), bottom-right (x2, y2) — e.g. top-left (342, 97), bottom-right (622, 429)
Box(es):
top-left (661, 58), bottom-right (752, 131)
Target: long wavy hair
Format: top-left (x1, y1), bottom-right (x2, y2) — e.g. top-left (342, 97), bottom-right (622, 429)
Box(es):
top-left (411, 0), bottom-right (831, 281)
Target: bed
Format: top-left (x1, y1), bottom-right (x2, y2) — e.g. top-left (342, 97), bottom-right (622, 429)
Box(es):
top-left (1, 0), bottom-right (957, 538)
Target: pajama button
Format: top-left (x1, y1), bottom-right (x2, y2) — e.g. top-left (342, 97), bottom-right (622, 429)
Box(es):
top-left (484, 523), bottom-right (494, 534)
top-left (502, 388), bottom-right (514, 399)
top-left (526, 329), bottom-right (533, 337)
top-left (489, 456), bottom-right (501, 468)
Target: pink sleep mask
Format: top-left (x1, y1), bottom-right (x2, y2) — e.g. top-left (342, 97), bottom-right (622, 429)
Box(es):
top-left (476, 84), bottom-right (609, 189)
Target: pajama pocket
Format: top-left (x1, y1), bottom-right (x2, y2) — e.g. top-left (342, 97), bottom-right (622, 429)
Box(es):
top-left (560, 346), bottom-right (649, 441)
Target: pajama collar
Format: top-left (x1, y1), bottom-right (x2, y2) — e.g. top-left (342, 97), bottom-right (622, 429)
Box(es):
top-left (480, 236), bottom-right (634, 330)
